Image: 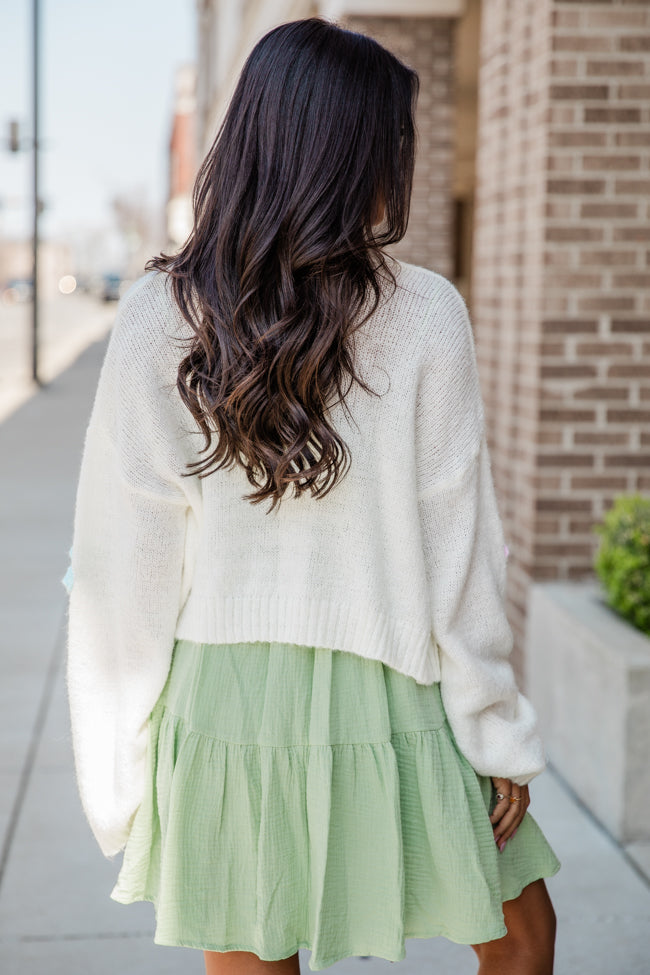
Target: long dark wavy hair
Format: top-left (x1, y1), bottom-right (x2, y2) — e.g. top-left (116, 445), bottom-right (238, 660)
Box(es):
top-left (147, 17), bottom-right (419, 511)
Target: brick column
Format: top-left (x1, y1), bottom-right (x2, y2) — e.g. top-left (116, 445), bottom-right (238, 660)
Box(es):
top-left (472, 0), bottom-right (650, 673)
top-left (345, 15), bottom-right (456, 277)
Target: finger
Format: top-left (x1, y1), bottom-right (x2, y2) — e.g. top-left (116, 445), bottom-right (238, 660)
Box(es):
top-left (498, 785), bottom-right (530, 844)
top-left (489, 794), bottom-right (511, 828)
top-left (493, 802), bottom-right (521, 842)
top-left (489, 778), bottom-right (513, 827)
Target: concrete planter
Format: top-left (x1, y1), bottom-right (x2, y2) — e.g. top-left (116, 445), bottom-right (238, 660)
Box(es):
top-left (525, 580), bottom-right (650, 844)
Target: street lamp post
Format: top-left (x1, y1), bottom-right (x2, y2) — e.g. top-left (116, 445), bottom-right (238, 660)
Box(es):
top-left (32, 0), bottom-right (41, 385)
top-left (4, 0), bottom-right (42, 386)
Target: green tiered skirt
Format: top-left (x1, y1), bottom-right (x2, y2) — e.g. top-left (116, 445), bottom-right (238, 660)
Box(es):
top-left (111, 639), bottom-right (561, 971)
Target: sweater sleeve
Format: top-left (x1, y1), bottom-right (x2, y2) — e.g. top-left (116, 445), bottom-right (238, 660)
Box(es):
top-left (415, 285), bottom-right (546, 786)
top-left (65, 279), bottom-right (193, 858)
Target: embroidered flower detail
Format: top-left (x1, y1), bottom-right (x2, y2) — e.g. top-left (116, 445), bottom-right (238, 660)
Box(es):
top-left (504, 544), bottom-right (510, 560)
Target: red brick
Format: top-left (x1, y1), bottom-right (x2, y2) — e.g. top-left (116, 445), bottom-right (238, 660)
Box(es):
top-left (531, 474), bottom-right (563, 491)
top-left (607, 408), bottom-right (650, 422)
top-left (616, 131), bottom-right (650, 146)
top-left (541, 363), bottom-right (598, 378)
top-left (579, 250), bottom-right (637, 265)
top-left (570, 475), bottom-right (629, 490)
top-left (580, 296), bottom-right (636, 311)
top-left (618, 85), bottom-right (650, 99)
top-left (538, 453), bottom-right (594, 467)
top-left (541, 340), bottom-right (567, 356)
top-left (613, 227), bottom-right (650, 241)
top-left (545, 227), bottom-right (604, 242)
top-left (615, 179), bottom-right (650, 194)
top-left (586, 10), bottom-right (648, 28)
top-left (575, 340), bottom-right (635, 355)
top-left (612, 272), bottom-right (650, 287)
top-left (611, 319), bottom-right (650, 332)
top-left (537, 429), bottom-right (564, 445)
top-left (551, 9), bottom-right (581, 29)
top-left (548, 153), bottom-right (576, 173)
top-left (586, 60), bottom-right (645, 76)
top-left (546, 271), bottom-right (605, 288)
top-left (535, 498), bottom-right (593, 513)
top-left (540, 408), bottom-right (596, 422)
top-left (608, 363), bottom-right (650, 377)
top-left (550, 131), bottom-right (608, 148)
top-left (547, 178), bottom-right (606, 194)
top-left (470, 0), bottom-right (650, 615)
top-left (574, 431), bottom-right (630, 445)
top-left (585, 107), bottom-right (641, 123)
top-left (568, 515), bottom-right (598, 532)
top-left (582, 154), bottom-right (641, 170)
top-left (566, 564), bottom-right (597, 581)
top-left (552, 36), bottom-right (613, 53)
top-left (543, 319), bottom-right (598, 334)
top-left (551, 58), bottom-right (580, 78)
top-left (582, 202), bottom-right (638, 218)
top-left (532, 565), bottom-right (568, 582)
top-left (619, 36), bottom-right (650, 52)
top-left (550, 84), bottom-right (609, 99)
top-left (544, 246), bottom-right (576, 265)
top-left (604, 454), bottom-right (650, 467)
top-left (534, 542), bottom-right (595, 558)
top-left (574, 385), bottom-right (629, 400)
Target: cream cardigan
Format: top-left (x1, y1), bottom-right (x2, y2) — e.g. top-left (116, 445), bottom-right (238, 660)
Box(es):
top-left (65, 261), bottom-right (546, 857)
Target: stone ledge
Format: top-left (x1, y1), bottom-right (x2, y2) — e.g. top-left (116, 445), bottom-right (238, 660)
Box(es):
top-left (525, 580), bottom-right (650, 844)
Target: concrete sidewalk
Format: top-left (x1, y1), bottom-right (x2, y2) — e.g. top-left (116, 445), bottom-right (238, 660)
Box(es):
top-left (1, 338), bottom-right (649, 974)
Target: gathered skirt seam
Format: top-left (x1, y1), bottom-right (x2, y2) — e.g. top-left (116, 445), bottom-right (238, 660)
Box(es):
top-left (154, 702), bottom-right (447, 747)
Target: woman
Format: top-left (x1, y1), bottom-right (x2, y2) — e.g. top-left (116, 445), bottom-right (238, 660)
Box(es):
top-left (65, 17), bottom-right (560, 975)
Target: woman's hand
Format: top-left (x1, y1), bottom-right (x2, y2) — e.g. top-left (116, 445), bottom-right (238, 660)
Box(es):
top-left (490, 777), bottom-right (530, 850)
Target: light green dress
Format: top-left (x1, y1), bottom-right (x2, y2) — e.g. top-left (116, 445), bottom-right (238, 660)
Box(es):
top-left (111, 638), bottom-right (561, 971)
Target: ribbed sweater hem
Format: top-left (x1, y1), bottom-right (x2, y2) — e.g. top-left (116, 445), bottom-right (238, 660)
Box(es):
top-left (174, 595), bottom-right (440, 686)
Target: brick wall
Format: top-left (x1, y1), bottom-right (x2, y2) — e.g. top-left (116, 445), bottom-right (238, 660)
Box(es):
top-left (345, 15), bottom-right (456, 277)
top-left (473, 0), bottom-right (650, 672)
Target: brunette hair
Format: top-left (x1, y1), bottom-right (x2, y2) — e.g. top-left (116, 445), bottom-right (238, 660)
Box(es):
top-left (147, 17), bottom-right (419, 511)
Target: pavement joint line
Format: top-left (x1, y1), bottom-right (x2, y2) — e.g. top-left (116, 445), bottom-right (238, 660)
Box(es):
top-left (0, 609), bottom-right (67, 892)
top-left (547, 760), bottom-right (650, 891)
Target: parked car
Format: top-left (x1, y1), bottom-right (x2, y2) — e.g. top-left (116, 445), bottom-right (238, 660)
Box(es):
top-left (101, 273), bottom-right (124, 302)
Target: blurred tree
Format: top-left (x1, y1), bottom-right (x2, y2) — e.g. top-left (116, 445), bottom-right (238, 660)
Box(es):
top-left (110, 189), bottom-right (163, 278)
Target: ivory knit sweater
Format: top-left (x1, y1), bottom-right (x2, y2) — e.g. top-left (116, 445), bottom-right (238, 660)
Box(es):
top-left (65, 261), bottom-right (546, 858)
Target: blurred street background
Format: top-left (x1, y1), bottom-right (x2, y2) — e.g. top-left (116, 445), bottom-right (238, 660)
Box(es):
top-left (0, 290), bottom-right (113, 421)
top-left (1, 0), bottom-right (650, 972)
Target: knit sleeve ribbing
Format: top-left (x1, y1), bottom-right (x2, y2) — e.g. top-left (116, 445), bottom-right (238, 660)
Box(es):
top-left (65, 279), bottom-right (194, 858)
top-left (415, 283), bottom-right (546, 785)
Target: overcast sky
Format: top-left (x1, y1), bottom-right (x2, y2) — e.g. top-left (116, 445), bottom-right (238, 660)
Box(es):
top-left (0, 0), bottom-right (195, 243)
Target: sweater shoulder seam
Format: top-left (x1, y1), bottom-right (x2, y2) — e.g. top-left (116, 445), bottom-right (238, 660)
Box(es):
top-left (416, 440), bottom-right (481, 502)
top-left (96, 425), bottom-right (190, 507)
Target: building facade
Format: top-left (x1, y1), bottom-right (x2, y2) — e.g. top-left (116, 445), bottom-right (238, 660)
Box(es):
top-left (193, 0), bottom-right (650, 674)
top-left (167, 64), bottom-right (198, 249)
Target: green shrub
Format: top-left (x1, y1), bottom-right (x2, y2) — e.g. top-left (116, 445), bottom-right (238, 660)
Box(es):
top-left (593, 493), bottom-right (650, 637)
